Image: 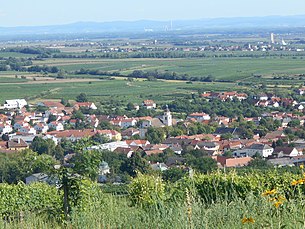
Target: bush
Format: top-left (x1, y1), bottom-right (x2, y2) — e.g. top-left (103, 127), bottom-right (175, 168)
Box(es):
top-left (0, 182), bottom-right (62, 221)
top-left (128, 173), bottom-right (165, 207)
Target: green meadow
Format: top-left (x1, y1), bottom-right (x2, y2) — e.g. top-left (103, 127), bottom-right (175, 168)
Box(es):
top-left (0, 79), bottom-right (239, 104)
top-left (33, 56), bottom-right (305, 81)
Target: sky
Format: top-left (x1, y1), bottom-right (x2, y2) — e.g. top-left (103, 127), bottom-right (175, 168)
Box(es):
top-left (1, 0), bottom-right (305, 27)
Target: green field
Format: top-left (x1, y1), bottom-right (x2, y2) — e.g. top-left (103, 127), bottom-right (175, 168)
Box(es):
top-left (33, 56), bottom-right (305, 81)
top-left (0, 79), bottom-right (240, 104)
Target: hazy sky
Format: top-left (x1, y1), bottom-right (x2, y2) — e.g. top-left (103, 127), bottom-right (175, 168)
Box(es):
top-left (1, 0), bottom-right (305, 27)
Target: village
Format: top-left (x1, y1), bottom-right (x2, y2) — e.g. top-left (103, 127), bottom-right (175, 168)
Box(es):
top-left (1, 86), bottom-right (305, 184)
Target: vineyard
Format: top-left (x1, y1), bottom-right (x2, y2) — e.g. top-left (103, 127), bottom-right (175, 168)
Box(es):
top-left (1, 169), bottom-right (305, 228)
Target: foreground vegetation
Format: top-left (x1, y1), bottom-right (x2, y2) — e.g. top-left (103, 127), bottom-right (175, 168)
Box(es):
top-left (1, 169), bottom-right (305, 228)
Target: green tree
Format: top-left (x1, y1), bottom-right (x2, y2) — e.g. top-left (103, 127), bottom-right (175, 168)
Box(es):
top-left (76, 93), bottom-right (88, 102)
top-left (187, 157), bottom-right (217, 174)
top-left (146, 127), bottom-right (166, 144)
top-left (120, 152), bottom-right (151, 177)
top-left (162, 167), bottom-right (187, 182)
top-left (72, 150), bottom-right (102, 181)
top-left (0, 149), bottom-right (56, 183)
top-left (248, 158), bottom-right (272, 169)
top-left (31, 137), bottom-right (56, 156)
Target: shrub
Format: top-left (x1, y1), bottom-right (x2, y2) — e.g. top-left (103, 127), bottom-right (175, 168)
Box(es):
top-left (128, 173), bottom-right (165, 207)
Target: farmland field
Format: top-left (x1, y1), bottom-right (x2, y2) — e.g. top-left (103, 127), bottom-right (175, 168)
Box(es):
top-left (33, 56), bottom-right (305, 81)
top-left (0, 79), bottom-right (239, 104)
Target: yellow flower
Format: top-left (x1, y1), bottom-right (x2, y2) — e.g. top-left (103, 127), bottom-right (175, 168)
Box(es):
top-left (291, 180), bottom-right (299, 186)
top-left (300, 164), bottom-right (304, 169)
top-left (277, 196), bottom-right (286, 201)
top-left (242, 217), bottom-right (255, 224)
top-left (269, 197), bottom-right (277, 202)
top-left (291, 179), bottom-right (305, 186)
top-left (262, 189), bottom-right (277, 196)
top-left (273, 201), bottom-right (283, 208)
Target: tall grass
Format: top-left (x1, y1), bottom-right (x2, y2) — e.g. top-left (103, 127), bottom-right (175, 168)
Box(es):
top-left (2, 193), bottom-right (304, 228)
top-left (1, 170), bottom-right (305, 228)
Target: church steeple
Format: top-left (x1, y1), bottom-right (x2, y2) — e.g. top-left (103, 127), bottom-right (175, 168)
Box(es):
top-left (163, 105), bottom-right (172, 126)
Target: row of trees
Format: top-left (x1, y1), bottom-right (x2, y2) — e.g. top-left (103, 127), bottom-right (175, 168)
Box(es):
top-left (128, 70), bottom-right (215, 82)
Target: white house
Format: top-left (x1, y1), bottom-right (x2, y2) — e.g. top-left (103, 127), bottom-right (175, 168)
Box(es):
top-left (89, 141), bottom-right (129, 152)
top-left (273, 147), bottom-right (302, 157)
top-left (187, 112), bottom-right (211, 121)
top-left (74, 102), bottom-right (97, 110)
top-left (34, 123), bottom-right (49, 134)
top-left (120, 118), bottom-right (137, 129)
top-left (0, 124), bottom-right (13, 134)
top-left (4, 99), bottom-right (27, 109)
top-left (48, 122), bottom-right (64, 131)
top-left (233, 144), bottom-right (274, 158)
top-left (142, 100), bottom-right (156, 109)
top-left (19, 126), bottom-right (37, 135)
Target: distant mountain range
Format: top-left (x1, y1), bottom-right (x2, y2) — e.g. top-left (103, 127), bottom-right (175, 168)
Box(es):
top-left (1, 15), bottom-right (305, 36)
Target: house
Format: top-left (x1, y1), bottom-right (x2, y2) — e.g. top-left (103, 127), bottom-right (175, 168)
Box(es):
top-left (10, 134), bottom-right (36, 144)
top-left (34, 123), bottom-right (49, 134)
top-left (114, 147), bottom-right (136, 158)
top-left (263, 130), bottom-right (286, 142)
top-left (142, 100), bottom-right (156, 109)
top-left (4, 99), bottom-right (27, 109)
top-left (19, 126), bottom-right (36, 135)
top-left (187, 112), bottom-right (211, 121)
top-left (48, 122), bottom-right (64, 131)
top-left (0, 124), bottom-right (13, 134)
top-left (126, 139), bottom-right (150, 147)
top-left (221, 140), bottom-right (243, 152)
top-left (99, 130), bottom-right (122, 141)
top-left (145, 149), bottom-right (163, 156)
top-left (37, 101), bottom-right (65, 109)
top-left (120, 118), bottom-right (137, 128)
top-left (273, 147), bottom-right (302, 157)
top-left (121, 128), bottom-right (140, 139)
top-left (7, 138), bottom-right (29, 151)
top-left (49, 129), bottom-right (98, 142)
top-left (90, 141), bottom-right (129, 152)
top-left (74, 102), bottom-right (97, 110)
top-left (213, 156), bottom-right (252, 168)
top-left (170, 144), bottom-right (183, 155)
top-left (193, 141), bottom-right (220, 155)
top-left (233, 144), bottom-right (274, 158)
top-left (86, 115), bottom-right (99, 128)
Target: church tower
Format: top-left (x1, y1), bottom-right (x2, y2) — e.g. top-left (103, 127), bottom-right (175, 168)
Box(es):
top-left (163, 105), bottom-right (172, 126)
